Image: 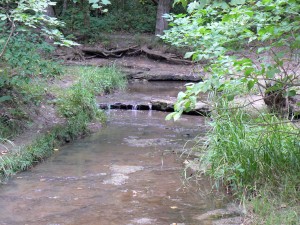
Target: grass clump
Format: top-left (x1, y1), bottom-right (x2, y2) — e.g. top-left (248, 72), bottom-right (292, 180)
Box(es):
top-left (197, 99), bottom-right (300, 224)
top-left (0, 76), bottom-right (48, 139)
top-left (247, 194), bottom-right (299, 225)
top-left (203, 108), bottom-right (300, 192)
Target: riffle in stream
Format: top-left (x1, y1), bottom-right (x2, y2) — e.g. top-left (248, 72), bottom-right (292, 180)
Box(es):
top-left (0, 82), bottom-right (242, 225)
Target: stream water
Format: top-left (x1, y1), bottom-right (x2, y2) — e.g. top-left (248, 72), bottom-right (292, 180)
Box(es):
top-left (0, 82), bottom-right (242, 225)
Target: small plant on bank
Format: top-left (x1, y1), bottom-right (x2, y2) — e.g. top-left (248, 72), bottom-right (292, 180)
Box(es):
top-left (202, 100), bottom-right (300, 194)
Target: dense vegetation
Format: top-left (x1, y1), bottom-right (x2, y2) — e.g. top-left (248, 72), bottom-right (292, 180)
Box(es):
top-left (57, 0), bottom-right (157, 37)
top-left (164, 0), bottom-right (300, 223)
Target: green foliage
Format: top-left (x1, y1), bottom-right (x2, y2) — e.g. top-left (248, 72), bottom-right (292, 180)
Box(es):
top-left (164, 1), bottom-right (300, 220)
top-left (0, 0), bottom-right (75, 51)
top-left (201, 103), bottom-right (300, 193)
top-left (59, 0), bottom-right (157, 37)
top-left (249, 195), bottom-right (299, 225)
top-left (66, 65), bottom-right (127, 93)
top-left (3, 34), bottom-right (62, 77)
top-left (0, 74), bottom-right (47, 139)
top-left (162, 0), bottom-right (300, 116)
top-left (0, 65), bottom-right (127, 180)
top-left (58, 82), bottom-right (102, 120)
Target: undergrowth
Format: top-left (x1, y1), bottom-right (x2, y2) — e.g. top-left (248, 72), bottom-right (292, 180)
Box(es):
top-left (198, 99), bottom-right (300, 224)
top-left (204, 109), bottom-right (300, 193)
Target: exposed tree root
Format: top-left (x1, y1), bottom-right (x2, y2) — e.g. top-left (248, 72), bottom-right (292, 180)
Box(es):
top-left (81, 45), bottom-right (139, 58)
top-left (55, 44), bottom-right (193, 64)
top-left (140, 45), bottom-right (193, 65)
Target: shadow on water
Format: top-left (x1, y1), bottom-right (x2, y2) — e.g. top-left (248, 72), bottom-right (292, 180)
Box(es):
top-left (0, 82), bottom-right (242, 225)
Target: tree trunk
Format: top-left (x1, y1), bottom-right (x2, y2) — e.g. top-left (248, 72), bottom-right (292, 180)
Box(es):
top-left (61, 0), bottom-right (68, 16)
top-left (46, 5), bottom-right (55, 17)
top-left (81, 0), bottom-right (90, 28)
top-left (44, 5), bottom-right (55, 43)
top-left (155, 0), bottom-right (171, 35)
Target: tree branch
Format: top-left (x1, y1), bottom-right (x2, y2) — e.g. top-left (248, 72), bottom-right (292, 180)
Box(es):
top-left (0, 16), bottom-right (15, 59)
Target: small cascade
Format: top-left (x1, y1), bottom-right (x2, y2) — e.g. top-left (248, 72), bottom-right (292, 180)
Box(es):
top-left (148, 103), bottom-right (153, 117)
top-left (108, 104), bottom-right (111, 112)
top-left (132, 104), bottom-right (138, 117)
top-left (132, 104), bottom-right (138, 110)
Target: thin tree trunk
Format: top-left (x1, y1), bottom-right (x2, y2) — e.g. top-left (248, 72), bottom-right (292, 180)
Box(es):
top-left (45, 5), bottom-right (55, 43)
top-left (61, 0), bottom-right (68, 16)
top-left (155, 0), bottom-right (171, 35)
top-left (81, 0), bottom-right (90, 28)
top-left (46, 5), bottom-right (55, 17)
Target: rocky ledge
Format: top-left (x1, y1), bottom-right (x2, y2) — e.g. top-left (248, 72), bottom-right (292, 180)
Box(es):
top-left (98, 98), bottom-right (211, 116)
top-left (98, 94), bottom-right (300, 119)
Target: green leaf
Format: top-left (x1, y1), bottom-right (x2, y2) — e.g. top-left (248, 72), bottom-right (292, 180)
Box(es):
top-left (230, 0), bottom-right (246, 5)
top-left (0, 14), bottom-right (7, 21)
top-left (184, 52), bottom-right (195, 59)
top-left (247, 80), bottom-right (256, 91)
top-left (287, 90), bottom-right (297, 97)
top-left (227, 94), bottom-right (235, 101)
top-left (177, 91), bottom-right (186, 100)
top-left (165, 112), bottom-right (177, 120)
top-left (101, 0), bottom-right (111, 5)
top-left (266, 67), bottom-right (280, 78)
top-left (173, 112), bottom-right (182, 121)
top-left (0, 95), bottom-right (12, 103)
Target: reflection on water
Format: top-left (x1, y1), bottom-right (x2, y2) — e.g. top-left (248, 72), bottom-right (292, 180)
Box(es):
top-left (0, 110), bottom-right (238, 225)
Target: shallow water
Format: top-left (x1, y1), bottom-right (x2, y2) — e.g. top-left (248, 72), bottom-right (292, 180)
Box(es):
top-left (0, 82), bottom-right (240, 225)
top-left (97, 81), bottom-right (207, 106)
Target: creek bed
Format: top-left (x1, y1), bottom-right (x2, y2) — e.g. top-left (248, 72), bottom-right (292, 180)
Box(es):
top-left (0, 82), bottom-right (241, 225)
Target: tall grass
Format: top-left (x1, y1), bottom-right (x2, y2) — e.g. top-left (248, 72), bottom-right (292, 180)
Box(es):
top-left (201, 101), bottom-right (300, 195)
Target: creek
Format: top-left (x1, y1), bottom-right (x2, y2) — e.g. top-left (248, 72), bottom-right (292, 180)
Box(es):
top-left (0, 82), bottom-right (241, 225)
